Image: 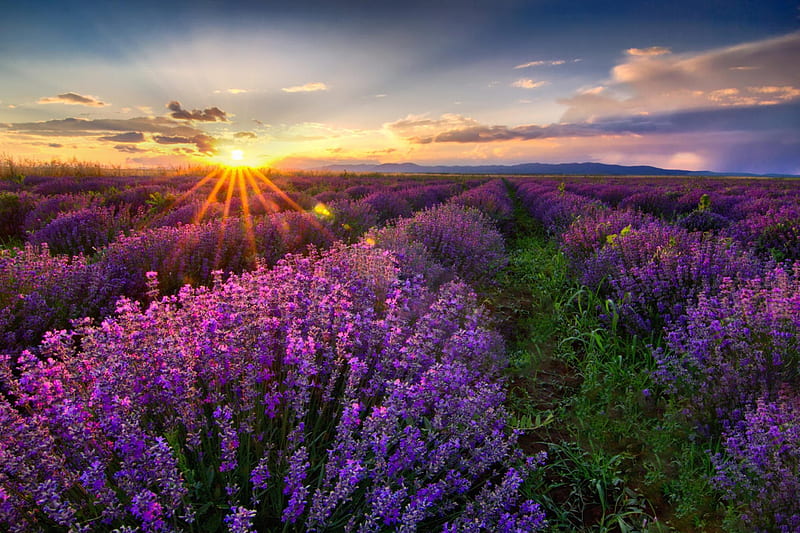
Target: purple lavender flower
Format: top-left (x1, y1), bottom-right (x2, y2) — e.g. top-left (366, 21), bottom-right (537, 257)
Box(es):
top-left (712, 391), bottom-right (800, 532)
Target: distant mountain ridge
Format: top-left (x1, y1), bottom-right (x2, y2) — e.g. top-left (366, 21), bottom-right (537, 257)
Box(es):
top-left (315, 161), bottom-right (795, 177)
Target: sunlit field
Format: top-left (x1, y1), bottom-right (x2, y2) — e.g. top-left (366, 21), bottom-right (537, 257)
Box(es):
top-left (1, 160), bottom-right (799, 532)
top-left (3, 0), bottom-right (798, 529)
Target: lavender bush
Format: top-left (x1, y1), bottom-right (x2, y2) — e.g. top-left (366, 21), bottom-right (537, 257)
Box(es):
top-left (316, 199), bottom-right (379, 244)
top-left (370, 203), bottom-right (506, 287)
top-left (581, 222), bottom-right (759, 334)
top-left (517, 181), bottom-right (604, 236)
top-left (0, 244), bottom-right (545, 532)
top-left (0, 192), bottom-right (37, 242)
top-left (29, 205), bottom-right (138, 256)
top-left (560, 208), bottom-right (656, 277)
top-left (95, 218), bottom-right (263, 300)
top-left (21, 193), bottom-right (95, 234)
top-left (676, 209), bottom-right (732, 233)
top-left (0, 244), bottom-right (91, 354)
top-left (618, 189), bottom-right (688, 220)
top-left (362, 191), bottom-right (413, 225)
top-left (654, 262), bottom-right (800, 428)
top-left (729, 203), bottom-right (800, 261)
top-left (712, 391), bottom-right (800, 532)
top-left (398, 183), bottom-right (460, 211)
top-left (449, 179), bottom-right (514, 232)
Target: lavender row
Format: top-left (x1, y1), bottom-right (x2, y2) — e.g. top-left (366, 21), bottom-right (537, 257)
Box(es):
top-left (0, 177), bottom-right (472, 255)
top-left (0, 212), bottom-right (333, 356)
top-left (515, 177), bottom-right (800, 529)
top-left (555, 176), bottom-right (800, 262)
top-left (448, 179), bottom-right (515, 233)
top-left (1, 174), bottom-right (503, 357)
top-left (0, 218), bottom-right (544, 531)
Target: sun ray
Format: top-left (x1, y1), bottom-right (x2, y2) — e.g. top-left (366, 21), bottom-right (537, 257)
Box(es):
top-left (246, 167), bottom-right (337, 241)
top-left (242, 169), bottom-right (280, 215)
top-left (175, 167), bottom-right (223, 208)
top-left (154, 163), bottom-right (340, 280)
top-left (194, 167), bottom-right (230, 223)
top-left (249, 167), bottom-right (307, 213)
top-left (221, 167), bottom-right (236, 220)
top-left (236, 168), bottom-right (258, 264)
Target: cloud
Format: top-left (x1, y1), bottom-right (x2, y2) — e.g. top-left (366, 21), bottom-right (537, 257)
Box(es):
top-left (513, 59), bottom-right (567, 69)
top-left (47, 143), bottom-right (62, 148)
top-left (127, 154), bottom-right (191, 167)
top-left (98, 131), bottom-right (145, 143)
top-left (282, 82), bottom-right (329, 93)
top-left (386, 113), bottom-right (596, 144)
top-left (386, 102), bottom-right (800, 145)
top-left (561, 31), bottom-right (800, 122)
top-left (385, 113), bottom-right (483, 143)
top-left (512, 79), bottom-right (548, 89)
top-left (625, 46), bottom-right (671, 56)
top-left (213, 88), bottom-right (249, 95)
top-left (151, 135), bottom-right (192, 144)
top-left (3, 116), bottom-right (205, 138)
top-left (114, 145), bottom-right (146, 153)
top-left (38, 92), bottom-right (108, 107)
top-left (4, 116), bottom-right (219, 155)
top-left (167, 101), bottom-right (228, 122)
top-left (153, 133), bottom-right (218, 154)
top-left (234, 131), bottom-right (257, 139)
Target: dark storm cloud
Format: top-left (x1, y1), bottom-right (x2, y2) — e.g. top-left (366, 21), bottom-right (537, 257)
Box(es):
top-left (99, 131), bottom-right (145, 142)
top-left (167, 101), bottom-right (228, 122)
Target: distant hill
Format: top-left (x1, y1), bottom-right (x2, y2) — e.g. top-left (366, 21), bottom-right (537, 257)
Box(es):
top-left (315, 161), bottom-right (794, 177)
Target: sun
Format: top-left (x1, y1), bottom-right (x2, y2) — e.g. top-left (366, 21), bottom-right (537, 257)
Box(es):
top-left (231, 149), bottom-right (245, 162)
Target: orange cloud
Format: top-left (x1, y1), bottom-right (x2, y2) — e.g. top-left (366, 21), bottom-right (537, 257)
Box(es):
top-left (561, 31), bottom-right (800, 122)
top-left (625, 46), bottom-right (671, 56)
top-left (511, 79), bottom-right (548, 89)
top-left (281, 82), bottom-right (328, 93)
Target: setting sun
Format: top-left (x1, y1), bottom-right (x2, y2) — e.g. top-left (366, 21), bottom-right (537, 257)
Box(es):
top-left (231, 149), bottom-right (244, 162)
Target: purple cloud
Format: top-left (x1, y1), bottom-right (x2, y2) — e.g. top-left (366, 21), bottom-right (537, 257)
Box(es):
top-left (99, 131), bottom-right (145, 143)
top-left (167, 101), bottom-right (228, 122)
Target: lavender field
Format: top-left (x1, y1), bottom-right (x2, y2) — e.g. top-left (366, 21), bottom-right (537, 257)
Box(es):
top-left (1, 170), bottom-right (799, 532)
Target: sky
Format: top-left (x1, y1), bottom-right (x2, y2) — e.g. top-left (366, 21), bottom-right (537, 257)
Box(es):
top-left (1, 0), bottom-right (799, 174)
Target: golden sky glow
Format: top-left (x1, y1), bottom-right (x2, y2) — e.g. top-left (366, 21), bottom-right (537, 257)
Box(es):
top-left (1, 2), bottom-right (798, 174)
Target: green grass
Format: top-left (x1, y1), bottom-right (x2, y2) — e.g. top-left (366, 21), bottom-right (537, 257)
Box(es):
top-left (498, 183), bottom-right (724, 531)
